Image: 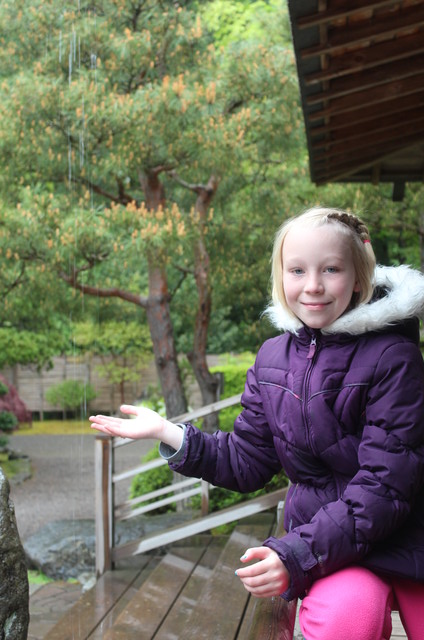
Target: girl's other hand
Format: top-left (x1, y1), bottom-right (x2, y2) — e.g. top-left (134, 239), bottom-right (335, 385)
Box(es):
top-left (235, 546), bottom-right (290, 598)
top-left (89, 404), bottom-right (183, 450)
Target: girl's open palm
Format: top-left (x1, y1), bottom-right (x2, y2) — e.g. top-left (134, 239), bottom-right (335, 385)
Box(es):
top-left (89, 404), bottom-right (167, 440)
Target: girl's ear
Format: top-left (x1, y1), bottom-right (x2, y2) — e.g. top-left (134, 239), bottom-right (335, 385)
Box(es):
top-left (353, 280), bottom-right (361, 293)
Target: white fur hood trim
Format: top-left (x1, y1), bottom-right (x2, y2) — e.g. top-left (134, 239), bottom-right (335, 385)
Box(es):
top-left (265, 265), bottom-right (424, 336)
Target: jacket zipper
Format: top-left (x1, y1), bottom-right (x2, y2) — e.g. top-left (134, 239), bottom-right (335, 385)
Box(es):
top-left (307, 336), bottom-right (317, 359)
top-left (303, 333), bottom-right (319, 452)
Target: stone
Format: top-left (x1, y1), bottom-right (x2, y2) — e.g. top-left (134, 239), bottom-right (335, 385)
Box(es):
top-left (24, 510), bottom-right (197, 581)
top-left (0, 468), bottom-right (29, 639)
top-left (24, 520), bottom-right (96, 581)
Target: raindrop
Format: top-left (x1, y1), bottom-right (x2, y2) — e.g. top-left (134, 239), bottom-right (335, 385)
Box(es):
top-left (69, 41), bottom-right (73, 85)
top-left (79, 98), bottom-right (85, 169)
top-left (68, 129), bottom-right (72, 183)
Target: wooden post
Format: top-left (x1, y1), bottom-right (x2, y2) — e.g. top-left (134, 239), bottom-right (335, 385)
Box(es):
top-left (95, 434), bottom-right (114, 576)
top-left (201, 480), bottom-right (209, 517)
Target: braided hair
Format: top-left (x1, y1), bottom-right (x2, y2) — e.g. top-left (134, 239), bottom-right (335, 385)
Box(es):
top-left (327, 211), bottom-right (371, 245)
top-left (270, 206), bottom-right (376, 316)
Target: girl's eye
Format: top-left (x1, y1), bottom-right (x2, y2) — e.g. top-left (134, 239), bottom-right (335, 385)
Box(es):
top-left (291, 268), bottom-right (304, 275)
top-left (325, 266), bottom-right (339, 274)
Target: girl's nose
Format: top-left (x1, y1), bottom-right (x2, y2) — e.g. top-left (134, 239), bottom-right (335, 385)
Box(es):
top-left (305, 273), bottom-right (324, 293)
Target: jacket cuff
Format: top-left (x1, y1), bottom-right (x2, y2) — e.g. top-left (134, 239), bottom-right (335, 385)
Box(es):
top-left (159, 423), bottom-right (187, 462)
top-left (263, 534), bottom-right (318, 600)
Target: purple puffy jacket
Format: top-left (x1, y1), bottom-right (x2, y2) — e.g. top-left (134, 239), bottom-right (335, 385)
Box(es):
top-left (168, 265), bottom-right (424, 600)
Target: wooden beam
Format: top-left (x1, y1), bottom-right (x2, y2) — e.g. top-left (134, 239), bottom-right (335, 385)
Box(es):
top-left (310, 93), bottom-right (424, 136)
top-left (314, 124), bottom-right (424, 165)
top-left (301, 3), bottom-right (424, 59)
top-left (297, 0), bottom-right (402, 29)
top-left (313, 134), bottom-right (424, 183)
top-left (305, 31), bottom-right (424, 85)
top-left (311, 112), bottom-right (424, 152)
top-left (307, 73), bottom-right (424, 117)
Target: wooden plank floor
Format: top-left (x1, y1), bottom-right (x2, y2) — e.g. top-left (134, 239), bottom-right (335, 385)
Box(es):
top-left (43, 513), bottom-right (277, 640)
top-left (40, 512), bottom-right (407, 640)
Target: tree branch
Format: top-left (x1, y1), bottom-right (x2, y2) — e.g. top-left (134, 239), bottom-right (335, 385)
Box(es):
top-left (78, 176), bottom-right (139, 206)
top-left (167, 170), bottom-right (210, 195)
top-left (0, 264), bottom-right (27, 300)
top-left (60, 269), bottom-right (148, 307)
top-left (168, 270), bottom-right (189, 300)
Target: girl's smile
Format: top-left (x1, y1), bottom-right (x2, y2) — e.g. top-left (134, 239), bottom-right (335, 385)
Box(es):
top-left (282, 225), bottom-right (360, 329)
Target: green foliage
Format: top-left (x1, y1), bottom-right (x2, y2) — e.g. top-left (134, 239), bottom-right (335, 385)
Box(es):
top-left (27, 570), bottom-right (53, 586)
top-left (72, 320), bottom-right (151, 357)
top-left (190, 470), bottom-right (288, 514)
top-left (0, 410), bottom-right (18, 432)
top-left (0, 382), bottom-right (9, 397)
top-left (0, 0), bottom-right (304, 364)
top-left (129, 443), bottom-right (174, 512)
top-left (0, 326), bottom-right (70, 370)
top-left (45, 380), bottom-right (97, 415)
top-left (0, 434), bottom-right (9, 448)
top-left (212, 353), bottom-right (255, 430)
top-left (201, 0), bottom-right (291, 47)
top-left (72, 320), bottom-right (153, 399)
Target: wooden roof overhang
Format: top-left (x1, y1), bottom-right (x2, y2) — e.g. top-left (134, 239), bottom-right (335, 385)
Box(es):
top-left (287, 0), bottom-right (424, 200)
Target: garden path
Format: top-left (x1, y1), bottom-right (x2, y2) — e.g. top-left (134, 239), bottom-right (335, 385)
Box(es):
top-left (8, 433), bottom-right (154, 542)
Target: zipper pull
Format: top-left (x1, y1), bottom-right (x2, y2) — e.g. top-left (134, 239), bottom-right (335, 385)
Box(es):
top-left (307, 337), bottom-right (317, 359)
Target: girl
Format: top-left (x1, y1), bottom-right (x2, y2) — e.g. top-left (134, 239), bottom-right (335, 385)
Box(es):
top-left (90, 207), bottom-right (424, 640)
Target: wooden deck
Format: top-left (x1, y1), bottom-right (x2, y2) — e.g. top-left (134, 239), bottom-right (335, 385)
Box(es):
top-left (37, 512), bottom-right (406, 640)
top-left (43, 513), bottom-right (278, 640)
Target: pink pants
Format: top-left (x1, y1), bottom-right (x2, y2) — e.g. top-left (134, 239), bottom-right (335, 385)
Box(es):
top-left (299, 566), bottom-right (424, 640)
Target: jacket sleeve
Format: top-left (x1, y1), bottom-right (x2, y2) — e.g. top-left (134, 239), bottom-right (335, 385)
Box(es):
top-left (263, 340), bottom-right (424, 600)
top-left (168, 352), bottom-right (282, 493)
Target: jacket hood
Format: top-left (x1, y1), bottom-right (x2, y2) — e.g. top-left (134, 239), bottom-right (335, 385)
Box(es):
top-left (265, 264), bottom-right (424, 337)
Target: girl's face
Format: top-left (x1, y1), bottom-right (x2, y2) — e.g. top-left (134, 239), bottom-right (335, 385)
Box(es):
top-left (282, 224), bottom-right (360, 329)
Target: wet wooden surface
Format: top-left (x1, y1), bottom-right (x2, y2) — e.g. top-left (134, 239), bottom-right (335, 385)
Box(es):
top-left (36, 511), bottom-right (407, 640)
top-left (41, 514), bottom-right (279, 640)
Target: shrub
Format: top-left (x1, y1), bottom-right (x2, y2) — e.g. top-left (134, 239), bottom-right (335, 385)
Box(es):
top-left (129, 443), bottom-right (174, 513)
top-left (45, 380), bottom-right (97, 416)
top-left (0, 410), bottom-right (18, 432)
top-left (211, 353), bottom-right (256, 432)
top-left (0, 434), bottom-right (9, 448)
top-left (0, 382), bottom-right (9, 397)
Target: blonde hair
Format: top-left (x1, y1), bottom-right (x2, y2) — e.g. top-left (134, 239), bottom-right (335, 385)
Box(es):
top-left (271, 207), bottom-right (376, 316)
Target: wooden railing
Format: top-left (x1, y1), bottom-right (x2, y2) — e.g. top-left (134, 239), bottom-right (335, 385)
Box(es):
top-left (94, 393), bottom-right (283, 576)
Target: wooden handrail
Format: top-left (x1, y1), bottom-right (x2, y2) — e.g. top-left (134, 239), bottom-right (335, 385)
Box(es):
top-left (95, 394), bottom-right (246, 575)
top-left (245, 496), bottom-right (298, 640)
top-left (112, 393), bottom-right (243, 448)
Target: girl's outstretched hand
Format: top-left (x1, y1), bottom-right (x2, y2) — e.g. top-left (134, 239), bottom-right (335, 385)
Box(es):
top-left (89, 404), bottom-right (184, 450)
top-left (235, 546), bottom-right (290, 598)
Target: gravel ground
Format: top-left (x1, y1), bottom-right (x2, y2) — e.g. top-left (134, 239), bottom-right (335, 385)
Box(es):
top-left (8, 433), bottom-right (156, 542)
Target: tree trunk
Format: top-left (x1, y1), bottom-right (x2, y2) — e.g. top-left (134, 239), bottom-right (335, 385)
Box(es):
top-left (141, 169), bottom-right (188, 419)
top-left (187, 175), bottom-right (221, 433)
top-left (61, 169), bottom-right (188, 419)
top-left (146, 259), bottom-right (187, 418)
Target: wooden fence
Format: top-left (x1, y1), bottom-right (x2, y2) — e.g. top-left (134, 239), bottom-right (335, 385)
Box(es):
top-left (1, 355), bottom-right (155, 417)
top-left (1, 355), bottom-right (222, 419)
